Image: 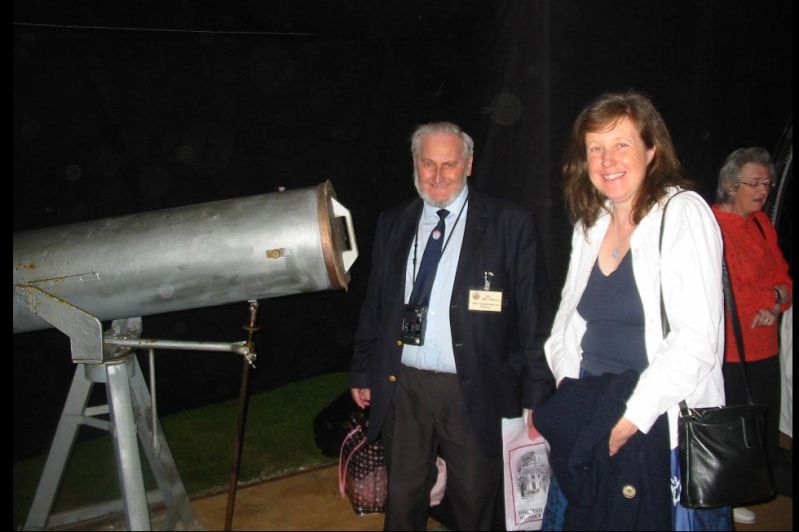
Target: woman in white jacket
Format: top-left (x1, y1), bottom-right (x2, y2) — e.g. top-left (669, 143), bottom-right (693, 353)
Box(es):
top-left (537, 91), bottom-right (730, 531)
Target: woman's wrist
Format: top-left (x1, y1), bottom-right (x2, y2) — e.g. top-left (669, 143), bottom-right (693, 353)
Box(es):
top-left (773, 287), bottom-right (784, 306)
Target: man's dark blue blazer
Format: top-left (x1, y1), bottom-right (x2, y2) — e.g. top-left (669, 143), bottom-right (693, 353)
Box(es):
top-left (350, 188), bottom-right (555, 456)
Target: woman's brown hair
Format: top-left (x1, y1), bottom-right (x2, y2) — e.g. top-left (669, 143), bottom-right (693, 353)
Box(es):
top-left (562, 91), bottom-right (695, 227)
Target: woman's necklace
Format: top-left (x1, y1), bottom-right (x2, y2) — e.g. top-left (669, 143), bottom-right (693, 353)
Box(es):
top-left (609, 210), bottom-right (632, 260)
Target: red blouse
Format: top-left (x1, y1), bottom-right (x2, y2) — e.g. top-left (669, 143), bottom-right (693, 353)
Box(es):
top-left (712, 205), bottom-right (792, 362)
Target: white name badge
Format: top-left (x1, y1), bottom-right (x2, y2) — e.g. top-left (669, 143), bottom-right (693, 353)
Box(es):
top-left (468, 289), bottom-right (503, 312)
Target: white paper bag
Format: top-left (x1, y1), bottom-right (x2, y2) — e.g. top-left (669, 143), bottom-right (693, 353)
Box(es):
top-left (502, 415), bottom-right (551, 531)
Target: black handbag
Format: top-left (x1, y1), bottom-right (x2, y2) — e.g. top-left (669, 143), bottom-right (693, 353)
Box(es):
top-left (658, 192), bottom-right (774, 509)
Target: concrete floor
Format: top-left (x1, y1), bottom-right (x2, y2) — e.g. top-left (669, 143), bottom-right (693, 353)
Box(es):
top-left (191, 465), bottom-right (442, 531)
top-left (190, 464), bottom-right (792, 531)
top-left (732, 495), bottom-right (793, 532)
top-left (56, 443), bottom-right (792, 531)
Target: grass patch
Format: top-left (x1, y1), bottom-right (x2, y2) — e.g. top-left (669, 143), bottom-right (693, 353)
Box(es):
top-left (13, 371), bottom-right (349, 529)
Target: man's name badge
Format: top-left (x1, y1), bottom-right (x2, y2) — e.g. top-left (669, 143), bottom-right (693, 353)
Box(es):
top-left (468, 289), bottom-right (503, 312)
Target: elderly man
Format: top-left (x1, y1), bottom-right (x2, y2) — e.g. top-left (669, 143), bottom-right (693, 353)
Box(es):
top-left (350, 121), bottom-right (554, 530)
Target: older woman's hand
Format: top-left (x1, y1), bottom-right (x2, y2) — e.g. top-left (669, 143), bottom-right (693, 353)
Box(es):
top-left (752, 308), bottom-right (779, 328)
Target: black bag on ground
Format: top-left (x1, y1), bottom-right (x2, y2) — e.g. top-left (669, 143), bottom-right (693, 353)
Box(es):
top-left (313, 390), bottom-right (359, 458)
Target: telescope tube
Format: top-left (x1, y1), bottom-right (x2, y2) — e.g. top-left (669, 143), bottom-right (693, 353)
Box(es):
top-left (13, 181), bottom-right (357, 333)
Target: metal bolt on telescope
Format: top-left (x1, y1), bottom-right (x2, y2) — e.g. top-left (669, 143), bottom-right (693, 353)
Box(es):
top-left (13, 181), bottom-right (358, 530)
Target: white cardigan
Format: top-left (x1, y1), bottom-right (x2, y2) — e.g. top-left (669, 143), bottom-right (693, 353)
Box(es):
top-left (544, 188), bottom-right (726, 449)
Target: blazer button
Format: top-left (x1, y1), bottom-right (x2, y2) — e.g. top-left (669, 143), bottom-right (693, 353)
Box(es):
top-left (395, 340), bottom-right (403, 347)
top-left (622, 484), bottom-right (637, 499)
top-left (388, 375), bottom-right (397, 382)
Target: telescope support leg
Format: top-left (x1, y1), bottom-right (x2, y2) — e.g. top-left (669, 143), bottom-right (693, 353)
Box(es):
top-left (130, 356), bottom-right (197, 530)
top-left (23, 365), bottom-right (95, 530)
top-left (23, 353), bottom-right (197, 531)
top-left (106, 356), bottom-right (152, 530)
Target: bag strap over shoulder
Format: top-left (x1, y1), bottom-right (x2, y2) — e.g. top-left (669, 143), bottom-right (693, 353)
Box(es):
top-left (752, 216), bottom-right (766, 239)
top-left (656, 190), bottom-right (754, 410)
top-left (658, 189), bottom-right (689, 338)
top-left (658, 190), bottom-right (763, 416)
top-left (659, 190), bottom-right (689, 413)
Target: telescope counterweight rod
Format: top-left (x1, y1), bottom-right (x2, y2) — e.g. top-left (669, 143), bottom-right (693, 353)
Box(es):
top-left (104, 338), bottom-right (251, 356)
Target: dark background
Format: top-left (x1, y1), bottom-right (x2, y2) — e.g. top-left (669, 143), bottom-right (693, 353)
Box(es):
top-left (13, 0), bottom-right (793, 461)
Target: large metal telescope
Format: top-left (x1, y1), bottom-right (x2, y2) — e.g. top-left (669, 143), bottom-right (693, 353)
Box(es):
top-left (14, 180), bottom-right (357, 339)
top-left (13, 181), bottom-right (358, 530)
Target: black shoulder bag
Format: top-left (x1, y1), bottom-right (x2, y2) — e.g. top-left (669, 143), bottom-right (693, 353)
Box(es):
top-left (658, 191), bottom-right (774, 509)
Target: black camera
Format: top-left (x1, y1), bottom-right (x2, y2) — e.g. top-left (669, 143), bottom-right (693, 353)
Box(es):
top-left (400, 304), bottom-right (428, 345)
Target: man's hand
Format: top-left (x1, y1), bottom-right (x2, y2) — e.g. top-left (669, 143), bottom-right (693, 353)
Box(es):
top-left (351, 388), bottom-right (371, 409)
top-left (524, 408), bottom-right (541, 440)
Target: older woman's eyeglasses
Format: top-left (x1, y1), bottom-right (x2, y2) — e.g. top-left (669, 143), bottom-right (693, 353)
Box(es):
top-left (738, 180), bottom-right (775, 191)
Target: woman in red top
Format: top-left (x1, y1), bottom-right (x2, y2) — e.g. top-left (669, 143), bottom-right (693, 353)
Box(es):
top-left (712, 147), bottom-right (792, 524)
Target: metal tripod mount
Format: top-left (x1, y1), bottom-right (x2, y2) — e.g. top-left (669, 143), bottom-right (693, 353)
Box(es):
top-left (17, 285), bottom-right (254, 531)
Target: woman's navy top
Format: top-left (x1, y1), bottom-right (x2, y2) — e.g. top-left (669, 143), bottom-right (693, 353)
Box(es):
top-left (577, 252), bottom-right (648, 376)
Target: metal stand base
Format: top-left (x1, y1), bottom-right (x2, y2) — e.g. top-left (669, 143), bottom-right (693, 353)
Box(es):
top-left (23, 354), bottom-right (199, 531)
